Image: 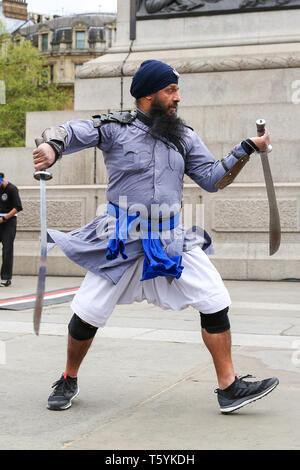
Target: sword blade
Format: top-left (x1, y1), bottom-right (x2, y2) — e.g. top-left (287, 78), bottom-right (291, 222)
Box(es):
top-left (33, 178), bottom-right (47, 335)
top-left (260, 151), bottom-right (281, 256)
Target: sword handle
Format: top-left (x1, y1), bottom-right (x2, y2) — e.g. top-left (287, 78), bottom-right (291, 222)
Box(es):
top-left (256, 119), bottom-right (272, 153)
top-left (34, 138), bottom-right (53, 181)
top-left (256, 118), bottom-right (266, 136)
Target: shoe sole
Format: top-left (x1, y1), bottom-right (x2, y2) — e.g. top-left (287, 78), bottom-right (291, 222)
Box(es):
top-left (47, 388), bottom-right (80, 411)
top-left (220, 379), bottom-right (279, 414)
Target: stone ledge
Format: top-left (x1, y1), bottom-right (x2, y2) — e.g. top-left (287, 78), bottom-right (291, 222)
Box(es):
top-left (78, 43), bottom-right (300, 78)
top-left (11, 243), bottom-right (86, 277)
top-left (7, 240), bottom-right (300, 280)
top-left (210, 242), bottom-right (300, 280)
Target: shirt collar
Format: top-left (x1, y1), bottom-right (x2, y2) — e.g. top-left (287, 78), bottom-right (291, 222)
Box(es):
top-left (136, 108), bottom-right (153, 128)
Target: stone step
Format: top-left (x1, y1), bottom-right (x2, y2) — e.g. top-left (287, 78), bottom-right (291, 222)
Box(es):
top-left (7, 241), bottom-right (300, 281)
top-left (210, 243), bottom-right (300, 281)
top-left (10, 242), bottom-right (86, 277)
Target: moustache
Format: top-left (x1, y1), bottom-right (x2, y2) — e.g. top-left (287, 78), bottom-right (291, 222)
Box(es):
top-left (168, 103), bottom-right (178, 111)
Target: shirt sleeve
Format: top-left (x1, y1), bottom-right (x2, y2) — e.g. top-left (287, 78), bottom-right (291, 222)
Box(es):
top-left (184, 130), bottom-right (249, 193)
top-left (60, 119), bottom-right (117, 155)
top-left (9, 185), bottom-right (23, 212)
top-left (60, 120), bottom-right (100, 155)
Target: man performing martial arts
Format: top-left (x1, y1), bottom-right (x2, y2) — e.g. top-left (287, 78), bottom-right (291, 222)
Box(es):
top-left (33, 60), bottom-right (279, 413)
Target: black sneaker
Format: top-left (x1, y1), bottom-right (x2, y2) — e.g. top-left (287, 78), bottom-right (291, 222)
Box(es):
top-left (47, 374), bottom-right (79, 411)
top-left (0, 280), bottom-right (11, 287)
top-left (215, 374), bottom-right (279, 414)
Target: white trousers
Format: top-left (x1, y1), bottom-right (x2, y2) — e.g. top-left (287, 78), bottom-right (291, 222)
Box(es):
top-left (71, 246), bottom-right (231, 328)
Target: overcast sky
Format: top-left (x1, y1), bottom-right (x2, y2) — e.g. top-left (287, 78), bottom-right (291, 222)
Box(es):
top-left (26, 0), bottom-right (117, 16)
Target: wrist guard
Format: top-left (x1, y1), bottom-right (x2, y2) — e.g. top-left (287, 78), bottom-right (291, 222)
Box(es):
top-left (215, 137), bottom-right (261, 190)
top-left (242, 139), bottom-right (260, 155)
top-left (46, 141), bottom-right (64, 167)
top-left (41, 127), bottom-right (67, 167)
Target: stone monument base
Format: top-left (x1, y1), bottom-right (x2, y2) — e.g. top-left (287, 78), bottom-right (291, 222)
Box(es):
top-left (72, 42), bottom-right (300, 280)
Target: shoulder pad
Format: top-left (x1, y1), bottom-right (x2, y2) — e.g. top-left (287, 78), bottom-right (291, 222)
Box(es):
top-left (92, 110), bottom-right (137, 128)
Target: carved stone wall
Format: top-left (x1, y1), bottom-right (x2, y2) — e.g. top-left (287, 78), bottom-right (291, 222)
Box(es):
top-left (18, 199), bottom-right (85, 231)
top-left (212, 199), bottom-right (298, 232)
top-left (136, 0), bottom-right (300, 19)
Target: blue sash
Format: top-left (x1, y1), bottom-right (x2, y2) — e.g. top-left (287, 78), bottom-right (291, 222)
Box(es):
top-left (106, 203), bottom-right (184, 281)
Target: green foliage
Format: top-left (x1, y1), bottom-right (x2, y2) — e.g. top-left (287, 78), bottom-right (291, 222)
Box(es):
top-left (0, 40), bottom-right (72, 147)
top-left (0, 19), bottom-right (9, 49)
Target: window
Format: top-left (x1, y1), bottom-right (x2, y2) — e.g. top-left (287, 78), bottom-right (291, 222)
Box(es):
top-left (42, 66), bottom-right (49, 84)
top-left (41, 33), bottom-right (48, 52)
top-left (50, 65), bottom-right (54, 82)
top-left (76, 31), bottom-right (85, 49)
top-left (107, 28), bottom-right (112, 48)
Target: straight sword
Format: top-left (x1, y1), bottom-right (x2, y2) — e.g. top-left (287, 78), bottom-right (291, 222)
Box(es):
top-left (256, 119), bottom-right (281, 256)
top-left (33, 138), bottom-right (53, 335)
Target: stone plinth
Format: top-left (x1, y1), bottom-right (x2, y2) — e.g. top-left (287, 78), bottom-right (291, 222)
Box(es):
top-left (73, 0), bottom-right (300, 280)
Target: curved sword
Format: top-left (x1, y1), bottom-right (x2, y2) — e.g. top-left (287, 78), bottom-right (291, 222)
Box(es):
top-left (256, 119), bottom-right (281, 256)
top-left (33, 138), bottom-right (53, 335)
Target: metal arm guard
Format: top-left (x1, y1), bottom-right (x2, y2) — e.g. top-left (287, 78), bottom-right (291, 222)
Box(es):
top-left (215, 153), bottom-right (250, 190)
top-left (41, 127), bottom-right (68, 164)
top-left (92, 110), bottom-right (137, 128)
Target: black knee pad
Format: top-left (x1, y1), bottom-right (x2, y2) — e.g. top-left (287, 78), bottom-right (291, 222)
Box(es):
top-left (68, 313), bottom-right (98, 341)
top-left (200, 307), bottom-right (230, 334)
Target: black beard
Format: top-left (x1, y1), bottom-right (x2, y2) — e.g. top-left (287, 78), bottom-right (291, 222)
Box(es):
top-left (148, 101), bottom-right (185, 140)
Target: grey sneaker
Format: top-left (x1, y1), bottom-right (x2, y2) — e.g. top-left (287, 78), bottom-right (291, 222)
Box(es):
top-left (48, 374), bottom-right (79, 411)
top-left (215, 374), bottom-right (279, 414)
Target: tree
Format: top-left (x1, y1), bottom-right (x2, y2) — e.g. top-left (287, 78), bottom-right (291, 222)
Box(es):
top-left (0, 19), bottom-right (9, 51)
top-left (0, 40), bottom-right (72, 147)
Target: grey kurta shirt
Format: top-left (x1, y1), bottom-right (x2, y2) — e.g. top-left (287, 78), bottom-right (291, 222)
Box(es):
top-left (47, 110), bottom-right (249, 283)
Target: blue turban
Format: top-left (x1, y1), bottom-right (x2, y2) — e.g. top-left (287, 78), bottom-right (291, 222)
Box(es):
top-left (130, 60), bottom-right (179, 99)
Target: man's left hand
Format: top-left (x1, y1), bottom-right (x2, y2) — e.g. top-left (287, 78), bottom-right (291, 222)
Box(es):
top-left (249, 128), bottom-right (271, 152)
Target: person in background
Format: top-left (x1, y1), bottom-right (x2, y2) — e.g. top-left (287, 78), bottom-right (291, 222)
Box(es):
top-left (0, 172), bottom-right (23, 287)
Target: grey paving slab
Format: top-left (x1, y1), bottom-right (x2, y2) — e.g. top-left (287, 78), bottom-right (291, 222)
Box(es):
top-left (63, 346), bottom-right (300, 451)
top-left (229, 315), bottom-right (297, 336)
top-left (0, 335), bottom-right (211, 450)
top-left (1, 277), bottom-right (300, 306)
top-left (0, 276), bottom-right (299, 450)
top-left (0, 276), bottom-right (82, 300)
top-left (225, 280), bottom-right (300, 305)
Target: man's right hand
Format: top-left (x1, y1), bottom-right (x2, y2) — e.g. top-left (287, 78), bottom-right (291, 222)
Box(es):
top-left (249, 128), bottom-right (271, 153)
top-left (33, 143), bottom-right (56, 171)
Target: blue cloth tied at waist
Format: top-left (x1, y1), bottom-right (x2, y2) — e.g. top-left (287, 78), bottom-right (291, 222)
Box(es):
top-left (106, 203), bottom-right (184, 281)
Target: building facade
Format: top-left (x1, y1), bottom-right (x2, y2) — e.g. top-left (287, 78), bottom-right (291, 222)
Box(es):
top-left (11, 12), bottom-right (117, 86)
